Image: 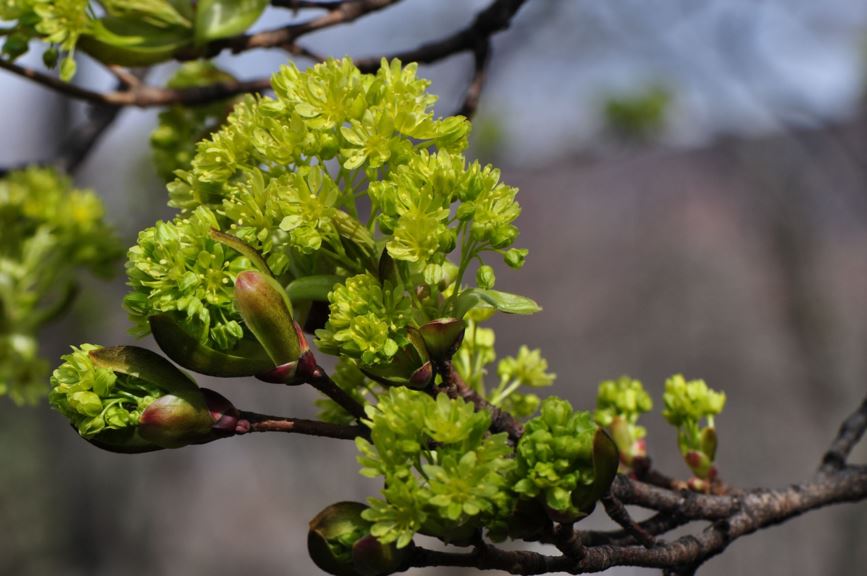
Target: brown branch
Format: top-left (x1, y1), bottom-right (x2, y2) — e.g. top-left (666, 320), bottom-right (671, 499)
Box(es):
top-left (406, 465), bottom-right (867, 574)
top-left (821, 394), bottom-right (867, 472)
top-left (205, 0), bottom-right (403, 56)
top-left (600, 493), bottom-right (656, 548)
top-left (610, 476), bottom-right (739, 520)
top-left (354, 0), bottom-right (528, 72)
top-left (308, 365), bottom-right (368, 421)
top-left (456, 38), bottom-right (491, 119)
top-left (1, 0), bottom-right (528, 112)
top-left (0, 57), bottom-right (271, 108)
top-left (237, 410), bottom-right (368, 440)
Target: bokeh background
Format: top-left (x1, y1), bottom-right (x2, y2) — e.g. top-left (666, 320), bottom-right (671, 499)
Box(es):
top-left (2, 1), bottom-right (867, 574)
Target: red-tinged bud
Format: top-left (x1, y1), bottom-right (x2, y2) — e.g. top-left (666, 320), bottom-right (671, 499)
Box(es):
top-left (418, 318), bottom-right (465, 363)
top-left (351, 535), bottom-right (407, 576)
top-left (200, 388), bottom-right (240, 434)
top-left (685, 450), bottom-right (714, 479)
top-left (308, 502), bottom-right (404, 576)
top-left (138, 393), bottom-right (214, 448)
top-left (361, 331), bottom-right (429, 388)
top-left (234, 270), bottom-right (302, 366)
top-left (255, 338), bottom-right (315, 385)
top-left (608, 416), bottom-right (634, 465)
top-left (633, 437), bottom-right (647, 459)
top-left (408, 361), bottom-right (434, 389)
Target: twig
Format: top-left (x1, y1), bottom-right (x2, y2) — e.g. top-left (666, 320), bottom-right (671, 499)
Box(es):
top-left (308, 365), bottom-right (368, 421)
top-left (456, 39), bottom-right (491, 118)
top-left (237, 410), bottom-right (368, 440)
top-left (444, 363), bottom-right (524, 442)
top-left (601, 494), bottom-right (656, 548)
top-left (354, 0), bottom-right (528, 72)
top-left (204, 0), bottom-right (403, 56)
top-left (821, 394), bottom-right (867, 473)
top-left (0, 58), bottom-right (271, 108)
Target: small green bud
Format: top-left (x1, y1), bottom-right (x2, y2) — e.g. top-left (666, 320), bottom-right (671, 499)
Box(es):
top-left (234, 270), bottom-right (302, 366)
top-left (503, 248), bottom-right (528, 269)
top-left (476, 264), bottom-right (496, 290)
top-left (42, 47), bottom-right (59, 69)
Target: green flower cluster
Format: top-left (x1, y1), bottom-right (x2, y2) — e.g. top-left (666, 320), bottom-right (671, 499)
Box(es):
top-left (151, 61), bottom-right (239, 181)
top-left (513, 397), bottom-right (599, 518)
top-left (662, 374), bottom-right (725, 482)
top-left (662, 374), bottom-right (725, 428)
top-left (0, 167), bottom-right (120, 403)
top-left (356, 388), bottom-right (515, 548)
top-left (125, 205), bottom-right (252, 351)
top-left (595, 376), bottom-right (652, 466)
top-left (453, 321), bottom-right (554, 419)
top-left (49, 344), bottom-right (159, 437)
top-left (128, 58), bottom-right (534, 380)
top-left (315, 273), bottom-right (413, 367)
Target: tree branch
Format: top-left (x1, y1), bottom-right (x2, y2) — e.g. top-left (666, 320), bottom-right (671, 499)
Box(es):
top-left (237, 410), bottom-right (368, 440)
top-left (821, 394), bottom-right (867, 472)
top-left (456, 38), bottom-right (491, 119)
top-left (354, 0), bottom-right (527, 72)
top-left (0, 58), bottom-right (271, 108)
top-left (204, 0), bottom-right (403, 57)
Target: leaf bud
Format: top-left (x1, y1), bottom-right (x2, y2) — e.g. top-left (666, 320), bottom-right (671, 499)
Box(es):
top-left (308, 502), bottom-right (406, 576)
top-left (476, 264), bottom-right (496, 290)
top-left (49, 344), bottom-right (240, 451)
top-left (149, 314), bottom-right (275, 377)
top-left (418, 318), bottom-right (465, 363)
top-left (572, 428), bottom-right (620, 514)
top-left (234, 270), bottom-right (303, 366)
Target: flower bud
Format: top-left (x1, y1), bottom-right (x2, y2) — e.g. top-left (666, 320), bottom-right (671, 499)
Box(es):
top-left (149, 314), bottom-right (275, 377)
top-left (418, 318), bottom-right (465, 363)
top-left (360, 329), bottom-right (431, 388)
top-left (308, 502), bottom-right (406, 576)
top-left (234, 270), bottom-right (303, 366)
top-left (138, 393), bottom-right (213, 448)
top-left (50, 344), bottom-right (240, 451)
top-left (684, 450), bottom-right (714, 479)
top-left (351, 535), bottom-right (407, 576)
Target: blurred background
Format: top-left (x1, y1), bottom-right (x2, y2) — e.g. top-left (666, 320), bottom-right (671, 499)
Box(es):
top-left (2, 1), bottom-right (867, 574)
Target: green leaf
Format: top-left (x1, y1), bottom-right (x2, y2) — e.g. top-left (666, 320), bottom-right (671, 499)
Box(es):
top-left (286, 275), bottom-right (343, 303)
top-left (149, 314), bottom-right (274, 377)
top-left (80, 17), bottom-right (192, 66)
top-left (456, 288), bottom-right (541, 318)
top-left (195, 0), bottom-right (267, 44)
